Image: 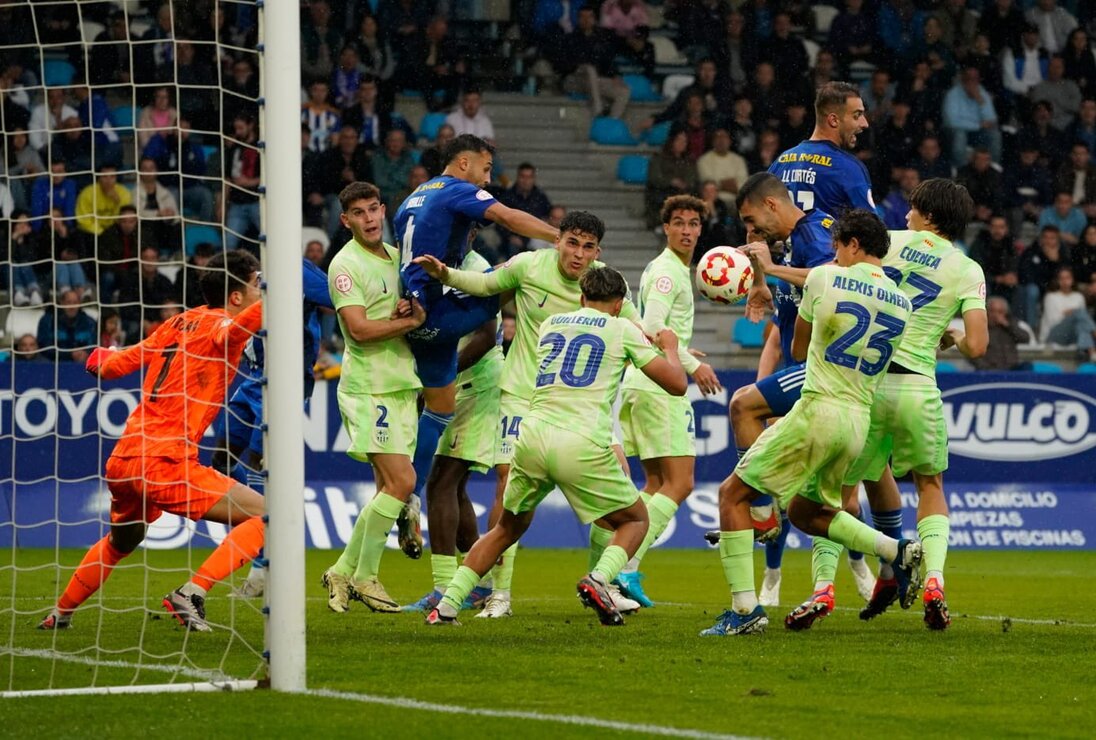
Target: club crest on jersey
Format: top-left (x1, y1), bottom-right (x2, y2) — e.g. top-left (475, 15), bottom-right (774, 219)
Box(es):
top-left (655, 276), bottom-right (673, 294)
top-left (979, 282), bottom-right (987, 299)
top-left (334, 273), bottom-right (353, 294)
top-left (375, 427), bottom-right (389, 444)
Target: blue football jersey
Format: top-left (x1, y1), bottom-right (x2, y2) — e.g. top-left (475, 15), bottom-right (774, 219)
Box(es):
top-left (393, 175), bottom-right (497, 307)
top-left (768, 139), bottom-right (874, 216)
top-left (772, 209), bottom-right (836, 365)
top-left (242, 257), bottom-right (334, 399)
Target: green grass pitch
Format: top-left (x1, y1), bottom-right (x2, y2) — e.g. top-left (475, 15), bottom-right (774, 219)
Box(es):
top-left (2, 547), bottom-right (1095, 738)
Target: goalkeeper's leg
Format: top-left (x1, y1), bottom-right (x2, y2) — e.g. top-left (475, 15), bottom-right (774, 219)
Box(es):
top-left (40, 519), bottom-right (146, 630)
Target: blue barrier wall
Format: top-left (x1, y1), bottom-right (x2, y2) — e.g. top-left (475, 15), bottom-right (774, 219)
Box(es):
top-left (3, 366), bottom-right (1095, 549)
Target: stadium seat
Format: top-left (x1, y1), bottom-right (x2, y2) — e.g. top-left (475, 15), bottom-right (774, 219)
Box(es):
top-left (81, 20), bottom-right (105, 44)
top-left (616, 155), bottom-right (649, 184)
top-left (644, 120), bottom-right (671, 147)
top-left (4, 308), bottom-right (45, 342)
top-left (1030, 361), bottom-right (1063, 373)
top-left (157, 264), bottom-right (181, 284)
top-left (301, 226), bottom-right (330, 253)
top-left (111, 105), bottom-right (137, 131)
top-left (651, 36), bottom-right (687, 65)
top-left (1077, 362), bottom-right (1096, 373)
top-left (589, 117), bottom-right (638, 146)
top-left (732, 318), bottom-right (765, 348)
top-left (200, 144), bottom-right (219, 164)
top-left (661, 74), bottom-right (694, 102)
top-left (43, 59), bottom-right (75, 87)
top-left (129, 19), bottom-right (152, 38)
top-left (184, 224), bottom-right (222, 257)
top-left (935, 361), bottom-right (959, 373)
top-left (623, 74), bottom-right (661, 102)
top-left (803, 39), bottom-right (820, 69)
top-left (419, 111), bottom-right (448, 142)
top-left (812, 5), bottom-right (839, 37)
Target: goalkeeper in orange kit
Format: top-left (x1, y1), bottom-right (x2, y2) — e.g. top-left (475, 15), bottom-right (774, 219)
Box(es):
top-left (39, 251), bottom-right (267, 633)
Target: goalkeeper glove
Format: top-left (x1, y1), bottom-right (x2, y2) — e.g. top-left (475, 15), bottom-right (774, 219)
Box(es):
top-left (85, 347), bottom-right (116, 377)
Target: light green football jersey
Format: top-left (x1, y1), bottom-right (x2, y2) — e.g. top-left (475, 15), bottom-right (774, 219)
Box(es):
top-left (798, 262), bottom-right (912, 407)
top-left (622, 248), bottom-right (701, 393)
top-left (528, 307), bottom-right (658, 447)
top-left (884, 230), bottom-right (987, 377)
top-left (455, 250), bottom-right (503, 395)
top-left (449, 248), bottom-right (638, 400)
top-left (329, 239), bottom-right (422, 396)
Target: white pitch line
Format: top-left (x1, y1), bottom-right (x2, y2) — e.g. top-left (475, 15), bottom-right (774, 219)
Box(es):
top-left (303, 687), bottom-right (755, 740)
top-left (829, 606), bottom-right (1096, 628)
top-left (1, 647), bottom-right (234, 682)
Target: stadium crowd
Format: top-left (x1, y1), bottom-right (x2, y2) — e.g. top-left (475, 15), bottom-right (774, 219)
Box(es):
top-left (3, 0), bottom-right (1096, 366)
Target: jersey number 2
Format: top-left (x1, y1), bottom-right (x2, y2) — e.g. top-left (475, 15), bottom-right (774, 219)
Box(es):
top-left (883, 267), bottom-right (941, 311)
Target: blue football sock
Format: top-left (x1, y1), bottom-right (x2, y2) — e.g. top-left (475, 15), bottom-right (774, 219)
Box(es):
top-left (413, 409), bottom-right (453, 496)
top-left (764, 509), bottom-right (790, 569)
top-left (872, 509), bottom-right (904, 541)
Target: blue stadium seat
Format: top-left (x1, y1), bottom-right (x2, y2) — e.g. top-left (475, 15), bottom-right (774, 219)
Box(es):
top-left (200, 144), bottom-right (218, 164)
top-left (589, 117), bottom-right (638, 146)
top-left (43, 59), bottom-right (75, 86)
top-left (410, 148), bottom-right (422, 164)
top-left (1077, 362), bottom-right (1096, 374)
top-left (184, 224), bottom-right (222, 257)
top-left (732, 318), bottom-right (765, 348)
top-left (111, 105), bottom-right (136, 130)
top-left (419, 111), bottom-right (448, 141)
top-left (623, 74), bottom-right (661, 102)
top-left (1030, 361), bottom-right (1063, 373)
top-left (935, 361), bottom-right (959, 373)
top-left (616, 155), bottom-right (648, 184)
top-left (644, 120), bottom-right (671, 147)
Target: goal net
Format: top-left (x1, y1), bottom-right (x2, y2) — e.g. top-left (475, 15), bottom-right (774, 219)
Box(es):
top-left (0, 0), bottom-right (302, 696)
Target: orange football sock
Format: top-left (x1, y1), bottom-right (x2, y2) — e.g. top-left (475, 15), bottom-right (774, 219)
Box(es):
top-left (191, 517), bottom-right (264, 592)
top-left (57, 535), bottom-right (128, 614)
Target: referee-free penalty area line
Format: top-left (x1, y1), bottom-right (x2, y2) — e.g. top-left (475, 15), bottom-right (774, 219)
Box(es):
top-left (304, 687), bottom-right (755, 740)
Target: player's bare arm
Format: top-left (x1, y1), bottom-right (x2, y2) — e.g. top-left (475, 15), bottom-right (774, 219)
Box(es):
top-left (741, 241), bottom-right (811, 287)
top-left (641, 329), bottom-right (688, 396)
top-left (939, 309), bottom-right (989, 359)
top-left (484, 201), bottom-right (559, 243)
top-left (744, 279), bottom-right (773, 323)
top-left (456, 318), bottom-right (497, 372)
top-left (791, 315), bottom-right (812, 363)
top-left (338, 300), bottom-right (425, 343)
top-left (756, 324), bottom-right (783, 380)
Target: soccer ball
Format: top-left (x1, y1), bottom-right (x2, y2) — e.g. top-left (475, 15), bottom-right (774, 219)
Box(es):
top-left (695, 246), bottom-right (754, 305)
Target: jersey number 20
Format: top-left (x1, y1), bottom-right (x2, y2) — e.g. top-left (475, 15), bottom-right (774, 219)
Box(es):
top-left (824, 302), bottom-right (906, 376)
top-left (536, 332), bottom-right (606, 388)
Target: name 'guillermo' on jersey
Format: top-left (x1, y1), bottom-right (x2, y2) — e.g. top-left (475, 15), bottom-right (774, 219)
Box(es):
top-left (942, 382), bottom-right (1096, 462)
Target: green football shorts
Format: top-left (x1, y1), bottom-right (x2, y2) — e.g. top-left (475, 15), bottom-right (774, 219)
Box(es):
top-left (737, 396), bottom-right (870, 510)
top-left (844, 372), bottom-right (948, 484)
top-left (439, 384), bottom-right (502, 473)
top-left (619, 388), bottom-right (696, 459)
top-left (338, 388), bottom-right (418, 463)
top-left (503, 416), bottom-right (640, 525)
